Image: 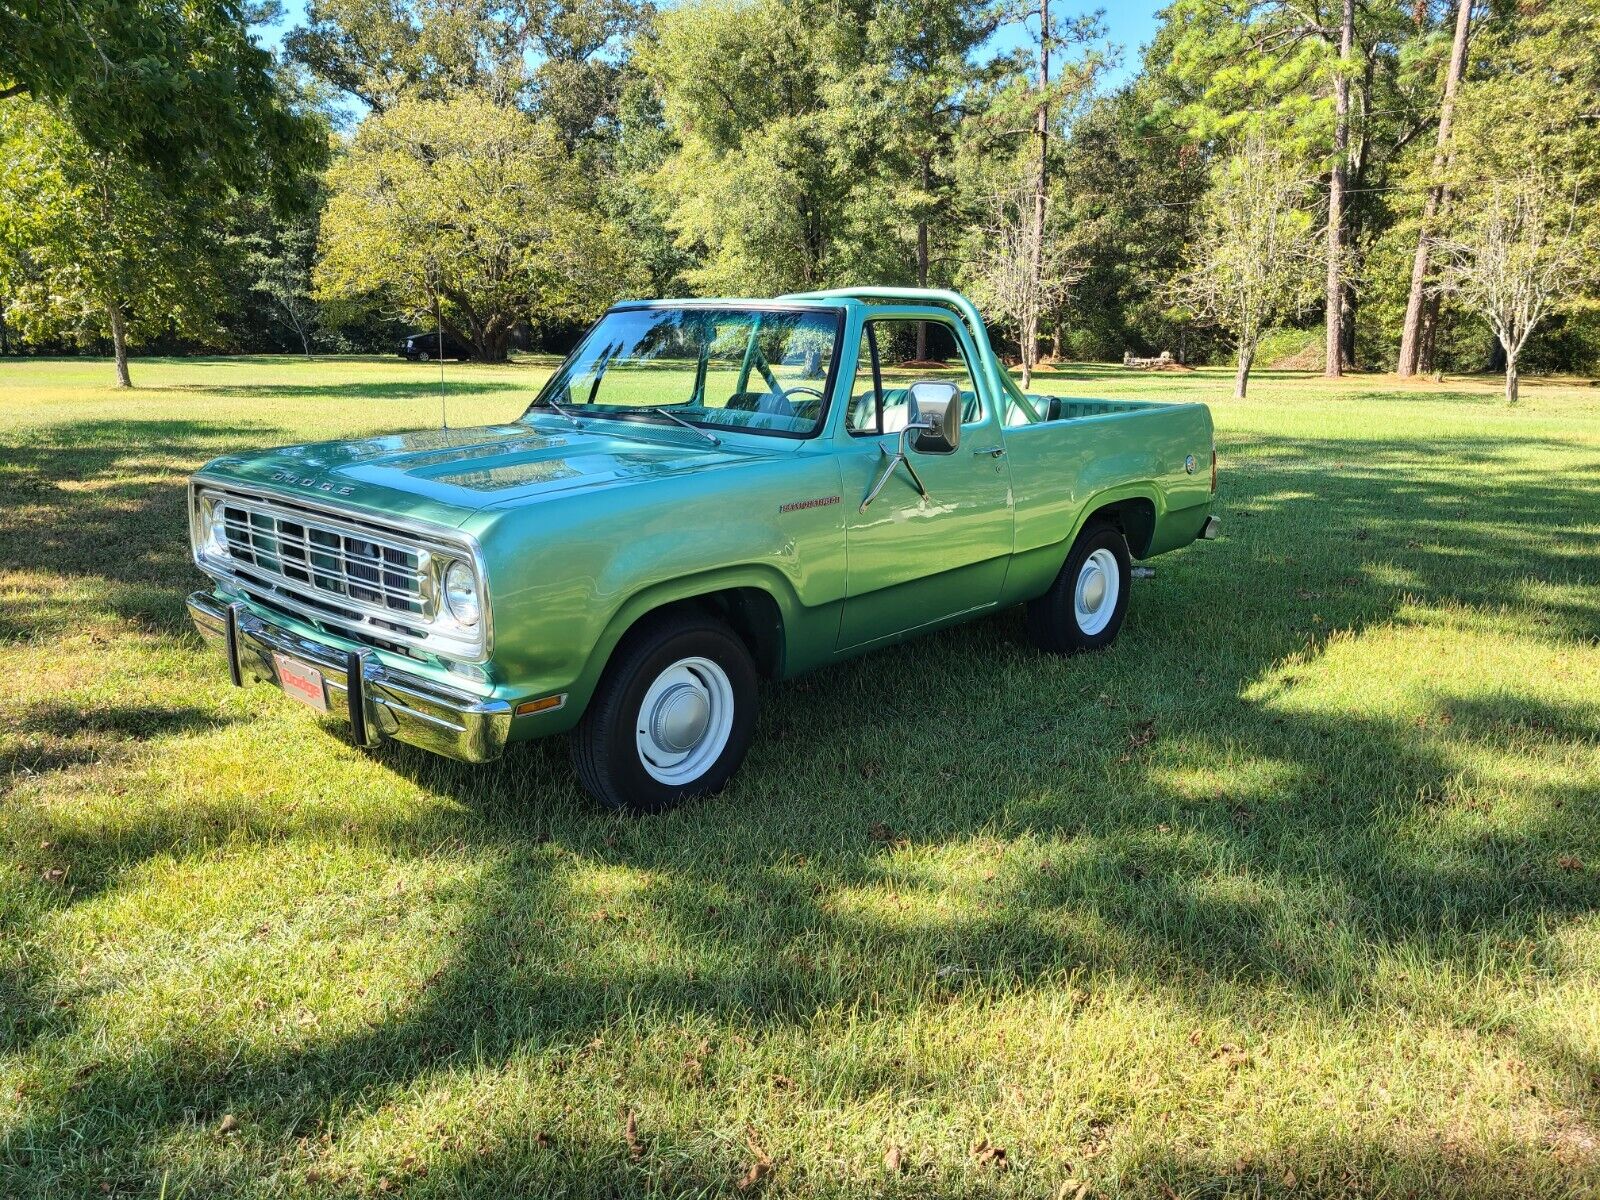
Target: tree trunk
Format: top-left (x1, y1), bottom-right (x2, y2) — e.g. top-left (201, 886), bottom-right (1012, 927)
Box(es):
top-left (1020, 311), bottom-right (1037, 389)
top-left (1418, 292), bottom-right (1440, 374)
top-left (1504, 350), bottom-right (1518, 405)
top-left (1342, 283), bottom-right (1358, 368)
top-left (108, 302), bottom-right (132, 388)
top-left (1397, 0), bottom-right (1471, 376)
top-left (1022, 0), bottom-right (1049, 392)
top-left (1324, 0), bottom-right (1354, 378)
top-left (1234, 342), bottom-right (1255, 400)
top-left (916, 155), bottom-right (931, 362)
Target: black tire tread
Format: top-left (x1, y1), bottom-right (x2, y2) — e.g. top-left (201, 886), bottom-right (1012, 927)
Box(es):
top-left (1025, 519), bottom-right (1132, 655)
top-left (570, 611), bottom-right (757, 813)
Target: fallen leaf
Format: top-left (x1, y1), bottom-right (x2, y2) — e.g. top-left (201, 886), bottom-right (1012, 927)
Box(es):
top-left (1283, 1168), bottom-right (1299, 1188)
top-left (623, 1109), bottom-right (644, 1160)
top-left (737, 1127), bottom-right (773, 1191)
top-left (883, 1143), bottom-right (905, 1173)
top-left (770, 1073), bottom-right (796, 1090)
top-left (218, 1113), bottom-right (239, 1135)
top-left (1211, 1043), bottom-right (1249, 1069)
top-left (1557, 854), bottom-right (1584, 872)
top-left (1056, 1180), bottom-right (1091, 1200)
top-left (970, 1136), bottom-right (1008, 1169)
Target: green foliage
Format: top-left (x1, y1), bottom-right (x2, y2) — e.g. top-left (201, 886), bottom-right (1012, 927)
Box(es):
top-left (1172, 133), bottom-right (1323, 390)
top-left (639, 0), bottom-right (874, 295)
top-left (0, 102), bottom-right (229, 355)
top-left (1051, 78), bottom-right (1221, 363)
top-left (315, 96), bottom-right (644, 361)
top-left (0, 0), bottom-right (326, 211)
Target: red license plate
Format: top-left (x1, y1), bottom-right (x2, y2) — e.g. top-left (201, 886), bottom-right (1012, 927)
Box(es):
top-left (274, 654), bottom-right (328, 712)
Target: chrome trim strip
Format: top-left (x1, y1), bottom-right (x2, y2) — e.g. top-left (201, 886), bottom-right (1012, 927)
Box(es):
top-left (187, 590), bottom-right (511, 762)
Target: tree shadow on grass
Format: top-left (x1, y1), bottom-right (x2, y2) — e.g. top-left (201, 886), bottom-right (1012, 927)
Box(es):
top-left (163, 380), bottom-right (532, 403)
top-left (1, 703), bottom-right (226, 797)
top-left (2, 428), bottom-right (1598, 1194)
top-left (0, 419), bottom-right (292, 642)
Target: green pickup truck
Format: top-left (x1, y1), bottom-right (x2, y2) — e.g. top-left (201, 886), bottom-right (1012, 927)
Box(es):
top-left (187, 288), bottom-right (1217, 811)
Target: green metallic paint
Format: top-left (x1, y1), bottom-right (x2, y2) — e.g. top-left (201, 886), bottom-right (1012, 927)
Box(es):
top-left (190, 289), bottom-right (1215, 749)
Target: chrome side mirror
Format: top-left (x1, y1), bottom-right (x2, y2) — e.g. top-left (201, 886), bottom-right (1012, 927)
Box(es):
top-left (907, 380), bottom-right (961, 454)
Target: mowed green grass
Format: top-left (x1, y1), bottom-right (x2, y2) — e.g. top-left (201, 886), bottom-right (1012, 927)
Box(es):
top-left (2, 353), bottom-right (1599, 1199)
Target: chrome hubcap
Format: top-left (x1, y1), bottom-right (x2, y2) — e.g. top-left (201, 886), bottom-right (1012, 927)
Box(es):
top-left (1074, 548), bottom-right (1120, 636)
top-left (650, 683), bottom-right (710, 752)
top-left (635, 656), bottom-right (735, 785)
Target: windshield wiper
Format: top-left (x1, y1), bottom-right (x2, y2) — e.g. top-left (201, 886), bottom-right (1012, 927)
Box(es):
top-left (534, 396), bottom-right (582, 428)
top-left (643, 407), bottom-right (720, 446)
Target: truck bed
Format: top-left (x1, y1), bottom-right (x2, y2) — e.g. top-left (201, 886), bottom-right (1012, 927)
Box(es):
top-left (1020, 394), bottom-right (1181, 423)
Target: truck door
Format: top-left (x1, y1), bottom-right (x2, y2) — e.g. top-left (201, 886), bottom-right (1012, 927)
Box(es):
top-left (836, 316), bottom-right (1013, 650)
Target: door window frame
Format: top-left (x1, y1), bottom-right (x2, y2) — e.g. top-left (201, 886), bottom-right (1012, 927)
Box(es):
top-left (844, 315), bottom-right (986, 438)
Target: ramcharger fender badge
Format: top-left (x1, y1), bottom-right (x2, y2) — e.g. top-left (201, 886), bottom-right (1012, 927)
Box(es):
top-left (778, 495), bottom-right (841, 513)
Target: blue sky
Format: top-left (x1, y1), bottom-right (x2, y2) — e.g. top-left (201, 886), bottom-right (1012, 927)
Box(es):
top-left (262, 1), bottom-right (1165, 97)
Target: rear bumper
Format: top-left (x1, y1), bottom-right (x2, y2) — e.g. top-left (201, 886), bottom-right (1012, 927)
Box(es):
top-left (187, 591), bottom-right (511, 762)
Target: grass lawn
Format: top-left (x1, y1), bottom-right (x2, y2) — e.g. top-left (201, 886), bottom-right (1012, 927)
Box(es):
top-left (2, 353), bottom-right (1598, 1198)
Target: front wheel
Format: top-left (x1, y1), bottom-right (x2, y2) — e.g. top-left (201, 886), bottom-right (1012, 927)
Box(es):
top-left (1025, 520), bottom-right (1132, 654)
top-left (571, 613), bottom-right (759, 813)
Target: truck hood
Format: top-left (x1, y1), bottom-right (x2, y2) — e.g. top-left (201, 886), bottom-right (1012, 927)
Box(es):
top-left (196, 421), bottom-right (776, 529)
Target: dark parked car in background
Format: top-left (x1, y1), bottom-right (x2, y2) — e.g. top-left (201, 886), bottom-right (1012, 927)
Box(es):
top-left (399, 330), bottom-right (472, 362)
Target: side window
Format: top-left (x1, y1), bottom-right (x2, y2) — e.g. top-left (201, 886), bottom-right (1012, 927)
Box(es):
top-left (846, 328), bottom-right (883, 435)
top-left (852, 319), bottom-right (983, 436)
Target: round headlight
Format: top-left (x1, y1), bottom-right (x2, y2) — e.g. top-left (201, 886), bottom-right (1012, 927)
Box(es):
top-left (199, 499), bottom-right (229, 558)
top-left (443, 560), bottom-right (481, 627)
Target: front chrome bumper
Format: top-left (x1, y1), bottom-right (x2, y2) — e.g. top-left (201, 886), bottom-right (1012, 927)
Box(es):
top-left (187, 591), bottom-right (511, 762)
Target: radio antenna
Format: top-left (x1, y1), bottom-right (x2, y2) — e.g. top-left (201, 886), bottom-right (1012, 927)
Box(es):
top-left (433, 293), bottom-right (449, 430)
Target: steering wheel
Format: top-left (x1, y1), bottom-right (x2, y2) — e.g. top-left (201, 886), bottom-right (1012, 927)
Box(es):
top-left (779, 384), bottom-right (825, 421)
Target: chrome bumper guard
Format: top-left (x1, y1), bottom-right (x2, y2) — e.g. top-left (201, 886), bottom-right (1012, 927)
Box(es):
top-left (188, 591), bottom-right (511, 762)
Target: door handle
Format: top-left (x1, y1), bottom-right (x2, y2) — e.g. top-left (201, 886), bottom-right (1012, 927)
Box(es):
top-left (972, 445), bottom-right (1006, 458)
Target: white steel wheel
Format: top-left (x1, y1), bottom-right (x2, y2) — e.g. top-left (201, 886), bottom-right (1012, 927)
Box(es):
top-left (1074, 547), bottom-right (1121, 636)
top-left (634, 656), bottom-right (736, 785)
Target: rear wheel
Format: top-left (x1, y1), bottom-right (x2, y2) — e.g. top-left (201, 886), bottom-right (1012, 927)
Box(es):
top-left (418, 349), bottom-right (431, 363)
top-left (571, 613), bottom-right (758, 813)
top-left (1026, 520), bottom-right (1132, 654)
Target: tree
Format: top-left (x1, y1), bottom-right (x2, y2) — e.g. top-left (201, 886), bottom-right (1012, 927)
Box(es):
top-left (315, 96), bottom-right (641, 361)
top-left (965, 175), bottom-right (1081, 387)
top-left (1050, 79), bottom-right (1216, 364)
top-left (851, 0), bottom-right (1009, 357)
top-left (1395, 0), bottom-right (1473, 377)
top-left (1434, 174), bottom-right (1586, 405)
top-left (1171, 135), bottom-right (1323, 399)
top-left (994, 0), bottom-right (1100, 377)
top-left (640, 0), bottom-right (872, 296)
top-left (1159, 0), bottom-right (1406, 376)
top-left (1, 0), bottom-right (324, 211)
top-left (253, 215), bottom-right (322, 358)
top-left (0, 101), bottom-right (231, 385)
top-left (288, 0), bottom-right (646, 141)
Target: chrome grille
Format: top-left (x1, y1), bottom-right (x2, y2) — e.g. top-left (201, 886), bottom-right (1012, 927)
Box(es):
top-left (217, 499), bottom-right (430, 619)
top-left (192, 480), bottom-right (488, 662)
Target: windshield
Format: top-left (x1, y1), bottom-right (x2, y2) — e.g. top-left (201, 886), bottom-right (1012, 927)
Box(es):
top-left (525, 306), bottom-right (842, 438)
